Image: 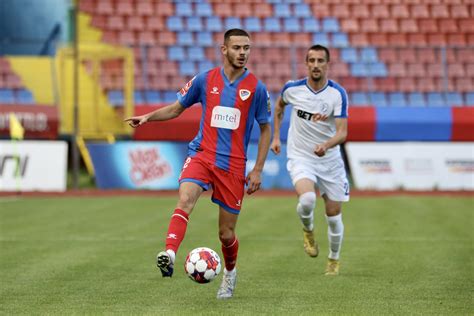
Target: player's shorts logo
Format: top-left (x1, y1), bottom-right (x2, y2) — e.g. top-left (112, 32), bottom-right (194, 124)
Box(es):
top-left (211, 106), bottom-right (241, 130)
top-left (239, 89), bottom-right (251, 101)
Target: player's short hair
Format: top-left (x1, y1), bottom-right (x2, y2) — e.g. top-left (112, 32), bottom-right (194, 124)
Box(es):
top-left (224, 29), bottom-right (250, 44)
top-left (306, 44), bottom-right (330, 62)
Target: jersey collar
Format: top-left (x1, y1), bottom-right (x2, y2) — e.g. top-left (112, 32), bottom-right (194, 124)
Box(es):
top-left (221, 67), bottom-right (249, 86)
top-left (305, 78), bottom-right (329, 95)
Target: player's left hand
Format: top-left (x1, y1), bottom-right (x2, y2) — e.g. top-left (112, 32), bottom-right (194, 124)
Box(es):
top-left (245, 169), bottom-right (262, 195)
top-left (314, 144), bottom-right (327, 157)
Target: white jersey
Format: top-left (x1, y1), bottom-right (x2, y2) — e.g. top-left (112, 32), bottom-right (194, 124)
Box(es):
top-left (281, 78), bottom-right (349, 162)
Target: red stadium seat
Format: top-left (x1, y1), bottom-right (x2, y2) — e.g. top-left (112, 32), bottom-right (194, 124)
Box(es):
top-left (457, 48), bottom-right (474, 63)
top-left (390, 4), bottom-right (409, 18)
top-left (232, 3), bottom-right (252, 18)
top-left (146, 17), bottom-right (165, 31)
top-left (427, 34), bottom-right (447, 46)
top-left (450, 5), bottom-right (470, 18)
top-left (107, 16), bottom-right (125, 30)
top-left (102, 30), bottom-right (118, 44)
top-left (291, 33), bottom-right (312, 46)
top-left (466, 63), bottom-right (474, 77)
top-left (418, 19), bottom-right (438, 33)
top-left (137, 31), bottom-right (155, 45)
top-left (398, 48), bottom-right (417, 63)
top-left (159, 61), bottom-right (178, 77)
top-left (136, 0), bottom-right (155, 17)
top-left (411, 5), bottom-right (429, 18)
top-left (467, 34), bottom-right (474, 46)
top-left (340, 19), bottom-right (359, 33)
top-left (407, 33), bottom-right (427, 46)
top-left (311, 4), bottom-right (330, 18)
top-left (213, 3), bottom-right (233, 17)
top-left (438, 18), bottom-right (458, 33)
top-left (416, 78), bottom-right (437, 92)
top-left (360, 19), bottom-right (379, 33)
top-left (253, 3), bottom-right (273, 18)
top-left (371, 4), bottom-right (390, 18)
top-left (96, 0), bottom-right (114, 15)
top-left (331, 4), bottom-right (351, 18)
top-left (90, 14), bottom-right (106, 29)
top-left (397, 77), bottom-right (417, 92)
top-left (116, 1), bottom-right (134, 16)
top-left (349, 33), bottom-right (369, 47)
top-left (459, 19), bottom-right (474, 33)
top-left (148, 47), bottom-right (167, 61)
top-left (351, 4), bottom-right (370, 19)
top-left (374, 77), bottom-right (397, 92)
top-left (448, 63), bottom-right (466, 78)
top-left (399, 19), bottom-right (418, 33)
top-left (380, 19), bottom-right (399, 33)
top-left (155, 2), bottom-right (174, 17)
top-left (430, 4), bottom-right (449, 18)
top-left (331, 63), bottom-right (349, 77)
top-left (416, 48), bottom-right (436, 63)
top-left (378, 48), bottom-right (398, 63)
top-left (79, 0), bottom-right (95, 14)
top-left (406, 63), bottom-right (427, 77)
top-left (454, 78), bottom-right (473, 92)
top-left (5, 74), bottom-right (23, 89)
top-left (252, 33), bottom-right (272, 46)
top-left (127, 16), bottom-right (145, 31)
top-left (388, 63), bottom-right (407, 77)
top-left (157, 31), bottom-right (176, 45)
top-left (118, 31), bottom-right (136, 46)
top-left (426, 63), bottom-right (444, 78)
top-left (369, 33), bottom-right (389, 46)
top-left (387, 33), bottom-right (407, 46)
top-left (272, 33), bottom-right (292, 46)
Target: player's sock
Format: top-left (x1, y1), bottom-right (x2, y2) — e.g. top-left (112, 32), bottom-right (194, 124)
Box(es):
top-left (165, 208), bottom-right (189, 255)
top-left (221, 235), bottom-right (239, 271)
top-left (296, 192), bottom-right (316, 231)
top-left (326, 213), bottom-right (344, 260)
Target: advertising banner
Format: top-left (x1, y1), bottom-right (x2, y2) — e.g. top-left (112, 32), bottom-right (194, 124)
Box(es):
top-left (87, 142), bottom-right (189, 189)
top-left (346, 142), bottom-right (474, 191)
top-left (0, 140), bottom-right (68, 191)
top-left (0, 105), bottom-right (59, 139)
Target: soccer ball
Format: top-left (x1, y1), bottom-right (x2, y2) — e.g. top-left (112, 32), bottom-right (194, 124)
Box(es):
top-left (184, 247), bottom-right (221, 284)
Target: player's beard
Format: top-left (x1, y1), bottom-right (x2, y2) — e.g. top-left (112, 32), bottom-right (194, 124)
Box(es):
top-left (227, 54), bottom-right (247, 70)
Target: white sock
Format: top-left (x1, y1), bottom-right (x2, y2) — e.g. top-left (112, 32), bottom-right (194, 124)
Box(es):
top-left (326, 214), bottom-right (344, 260)
top-left (296, 192), bottom-right (316, 232)
top-left (166, 249), bottom-right (176, 263)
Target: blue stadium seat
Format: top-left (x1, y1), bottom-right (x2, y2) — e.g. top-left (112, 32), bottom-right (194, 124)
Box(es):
top-left (16, 89), bottom-right (35, 104)
top-left (166, 16), bottom-right (184, 32)
top-left (312, 33), bottom-right (329, 46)
top-left (108, 90), bottom-right (123, 106)
top-left (195, 3), bottom-right (212, 17)
top-left (175, 2), bottom-right (193, 17)
top-left (187, 47), bottom-right (205, 61)
top-left (196, 32), bottom-right (213, 47)
top-left (264, 17), bottom-right (281, 32)
top-left (225, 17), bottom-right (242, 30)
top-left (168, 46), bottom-right (186, 61)
top-left (302, 18), bottom-right (319, 32)
top-left (427, 92), bottom-right (446, 107)
top-left (369, 92), bottom-right (388, 107)
top-left (179, 61), bottom-right (196, 76)
top-left (445, 92), bottom-right (464, 106)
top-left (294, 3), bottom-right (311, 17)
top-left (331, 33), bottom-right (349, 48)
top-left (466, 92), bottom-right (474, 106)
top-left (283, 17), bottom-right (301, 32)
top-left (388, 92), bottom-right (407, 107)
top-left (144, 90), bottom-right (161, 103)
top-left (177, 31), bottom-right (194, 46)
top-left (274, 4), bottom-right (291, 17)
top-left (360, 47), bottom-right (378, 63)
top-left (205, 17), bottom-right (223, 32)
top-left (186, 17), bottom-right (203, 32)
top-left (244, 17), bottom-right (262, 32)
top-left (163, 91), bottom-right (178, 103)
top-left (197, 61), bottom-right (215, 73)
top-left (134, 91), bottom-right (145, 104)
top-left (368, 63), bottom-right (388, 77)
top-left (351, 92), bottom-right (369, 105)
top-left (341, 48), bottom-right (358, 63)
top-left (351, 63), bottom-right (368, 77)
top-left (0, 89), bottom-right (15, 103)
top-left (322, 18), bottom-right (340, 32)
top-left (408, 92), bottom-right (426, 107)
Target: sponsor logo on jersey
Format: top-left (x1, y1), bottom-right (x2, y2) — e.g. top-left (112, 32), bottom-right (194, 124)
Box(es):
top-left (210, 86), bottom-right (220, 95)
top-left (211, 106), bottom-right (241, 130)
top-left (296, 109), bottom-right (317, 121)
top-left (179, 76), bottom-right (195, 96)
top-left (239, 89), bottom-right (251, 101)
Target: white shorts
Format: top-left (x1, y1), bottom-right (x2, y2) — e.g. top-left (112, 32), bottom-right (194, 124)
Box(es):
top-left (287, 158), bottom-right (350, 202)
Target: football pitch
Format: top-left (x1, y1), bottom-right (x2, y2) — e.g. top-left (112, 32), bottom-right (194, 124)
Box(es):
top-left (0, 194), bottom-right (472, 315)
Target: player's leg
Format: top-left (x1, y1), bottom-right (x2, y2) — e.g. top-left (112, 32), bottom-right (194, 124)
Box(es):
top-left (294, 179), bottom-right (319, 257)
top-left (317, 159), bottom-right (349, 275)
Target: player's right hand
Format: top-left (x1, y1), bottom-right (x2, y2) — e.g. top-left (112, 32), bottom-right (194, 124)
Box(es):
top-left (124, 115), bottom-right (148, 128)
top-left (270, 139), bottom-right (281, 155)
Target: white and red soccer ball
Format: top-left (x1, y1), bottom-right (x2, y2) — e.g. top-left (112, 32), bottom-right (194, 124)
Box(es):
top-left (184, 247), bottom-right (221, 284)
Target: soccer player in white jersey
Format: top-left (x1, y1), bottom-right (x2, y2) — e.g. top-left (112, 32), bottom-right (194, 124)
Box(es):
top-left (270, 44), bottom-right (349, 275)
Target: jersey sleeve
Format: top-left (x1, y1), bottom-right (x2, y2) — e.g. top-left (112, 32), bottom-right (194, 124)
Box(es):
top-left (254, 82), bottom-right (271, 124)
top-left (333, 86), bottom-right (349, 118)
top-left (176, 73), bottom-right (205, 108)
top-left (280, 80), bottom-right (294, 105)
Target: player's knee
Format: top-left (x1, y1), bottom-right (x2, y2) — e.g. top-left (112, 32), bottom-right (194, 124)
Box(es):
top-left (218, 229), bottom-right (235, 246)
top-left (177, 192), bottom-right (195, 211)
top-left (298, 192), bottom-right (316, 215)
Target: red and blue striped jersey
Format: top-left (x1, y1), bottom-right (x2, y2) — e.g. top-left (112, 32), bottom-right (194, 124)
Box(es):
top-left (177, 67), bottom-right (271, 176)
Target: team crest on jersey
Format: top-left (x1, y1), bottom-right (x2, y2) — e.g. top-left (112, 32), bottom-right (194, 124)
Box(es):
top-left (179, 76), bottom-right (195, 96)
top-left (239, 89), bottom-right (251, 101)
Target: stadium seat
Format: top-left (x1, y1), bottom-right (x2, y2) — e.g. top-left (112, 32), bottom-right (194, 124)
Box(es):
top-left (197, 61), bottom-right (215, 73)
top-left (369, 34), bottom-right (389, 46)
top-left (427, 92), bottom-right (446, 107)
top-left (146, 17), bottom-right (165, 31)
top-left (148, 47), bottom-right (167, 61)
top-left (213, 3), bottom-right (233, 17)
top-left (399, 19), bottom-right (418, 33)
top-left (430, 4), bottom-right (449, 18)
top-left (108, 90), bottom-right (124, 106)
top-left (374, 77), bottom-right (397, 92)
top-left (360, 19), bottom-right (379, 33)
top-left (407, 63), bottom-right (426, 77)
top-left (196, 32), bottom-right (213, 47)
top-left (157, 31), bottom-right (176, 46)
top-left (168, 46), bottom-right (186, 61)
top-left (466, 92), bottom-right (474, 105)
top-left (179, 61), bottom-right (196, 76)
top-left (118, 31), bottom-right (136, 45)
top-left (186, 17), bottom-right (203, 32)
top-left (411, 5), bottom-right (429, 18)
top-left (177, 32), bottom-right (194, 46)
top-left (340, 48), bottom-right (358, 63)
top-left (351, 92), bottom-right (369, 106)
top-left (294, 3), bottom-right (311, 18)
top-left (331, 63), bottom-right (349, 77)
top-left (397, 77), bottom-right (417, 92)
top-left (187, 47), bottom-right (205, 61)
top-left (398, 48), bottom-right (417, 63)
top-left (330, 4), bottom-right (350, 18)
top-left (445, 92), bottom-right (464, 106)
top-left (416, 78), bottom-right (437, 92)
top-left (390, 4), bottom-right (409, 18)
top-left (340, 19), bottom-right (359, 33)
top-left (107, 16), bottom-right (125, 30)
top-left (407, 92), bottom-right (426, 107)
top-left (155, 2), bottom-right (174, 17)
top-left (388, 92), bottom-right (407, 107)
top-left (447, 63), bottom-right (466, 78)
top-left (134, 91), bottom-right (145, 104)
top-left (351, 64), bottom-right (368, 77)
top-left (263, 18), bottom-right (281, 32)
top-left (166, 17), bottom-right (184, 32)
top-left (351, 4), bottom-right (370, 19)
top-left (450, 4), bottom-right (470, 18)
top-left (244, 17), bottom-right (262, 32)
top-left (274, 4), bottom-right (291, 18)
top-left (331, 33), bottom-right (349, 48)
top-left (380, 19), bottom-right (399, 33)
top-left (0, 89), bottom-right (15, 103)
top-left (371, 4), bottom-right (389, 18)
top-left (322, 18), bottom-right (339, 32)
top-left (136, 1), bottom-right (154, 17)
top-left (205, 17), bottom-right (223, 32)
top-left (311, 4), bottom-right (330, 18)
top-left (302, 18), bottom-right (320, 32)
top-left (283, 18), bottom-right (301, 33)
top-left (175, 3), bottom-right (193, 17)
top-left (144, 90), bottom-right (161, 104)
top-left (350, 33), bottom-right (369, 47)
top-left (378, 48), bottom-right (397, 63)
top-left (369, 63), bottom-right (388, 77)
top-left (225, 17), bottom-right (242, 30)
top-left (116, 1), bottom-right (134, 16)
top-left (416, 48), bottom-right (436, 63)
top-left (312, 33), bottom-right (329, 47)
top-left (360, 47), bottom-right (378, 63)
top-left (253, 3), bottom-right (273, 19)
top-left (127, 16), bottom-right (145, 31)
top-left (137, 31), bottom-right (155, 45)
top-left (196, 3), bottom-right (212, 17)
top-left (369, 92), bottom-right (388, 107)
top-left (96, 0), bottom-right (113, 15)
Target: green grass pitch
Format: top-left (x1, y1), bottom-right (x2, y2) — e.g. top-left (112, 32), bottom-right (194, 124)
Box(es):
top-left (0, 194), bottom-right (472, 315)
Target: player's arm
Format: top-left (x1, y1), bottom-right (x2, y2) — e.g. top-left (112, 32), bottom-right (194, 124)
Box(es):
top-left (270, 97), bottom-right (286, 155)
top-left (246, 122), bottom-right (271, 195)
top-left (314, 118), bottom-right (347, 157)
top-left (124, 100), bottom-right (186, 128)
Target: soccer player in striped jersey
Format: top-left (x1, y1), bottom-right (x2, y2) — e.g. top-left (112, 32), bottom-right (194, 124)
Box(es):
top-left (270, 44), bottom-right (349, 276)
top-left (125, 29), bottom-right (271, 298)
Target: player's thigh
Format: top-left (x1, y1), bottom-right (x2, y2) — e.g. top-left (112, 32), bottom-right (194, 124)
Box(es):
top-left (176, 181), bottom-right (204, 214)
top-left (179, 156), bottom-right (212, 191)
top-left (317, 159), bottom-right (350, 204)
top-left (211, 169), bottom-right (245, 215)
top-left (287, 158), bottom-right (317, 189)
